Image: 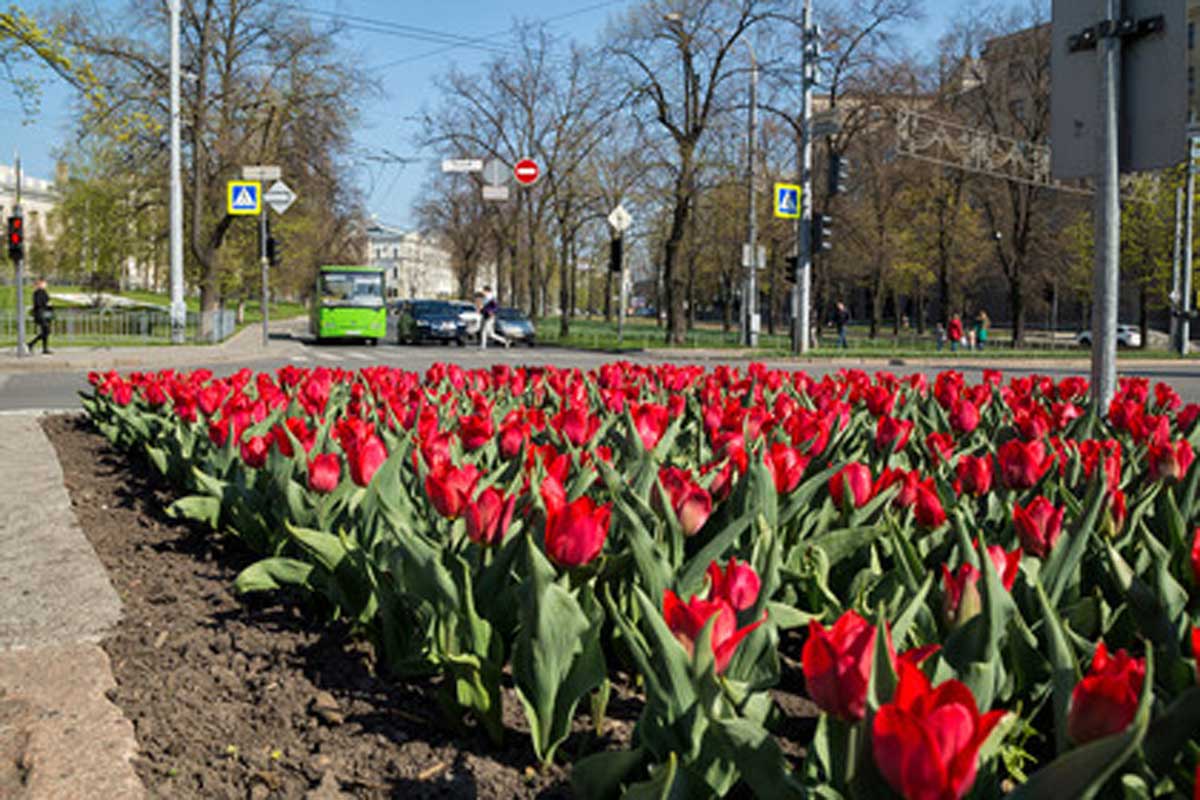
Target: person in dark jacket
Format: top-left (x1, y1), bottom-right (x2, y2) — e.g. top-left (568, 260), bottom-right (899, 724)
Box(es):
top-left (28, 279), bottom-right (52, 354)
top-left (833, 301), bottom-right (850, 348)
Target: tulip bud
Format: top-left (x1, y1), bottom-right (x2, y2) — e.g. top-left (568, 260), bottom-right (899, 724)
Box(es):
top-left (307, 453), bottom-right (341, 494)
top-left (942, 564), bottom-right (982, 628)
top-left (464, 487), bottom-right (517, 546)
top-left (1067, 642), bottom-right (1145, 744)
top-left (949, 400), bottom-right (980, 435)
top-left (998, 439), bottom-right (1054, 490)
top-left (706, 558), bottom-right (760, 611)
top-left (801, 610), bottom-right (875, 721)
top-left (1012, 496), bottom-right (1064, 559)
top-left (544, 496), bottom-right (611, 568)
top-left (830, 463), bottom-right (874, 510)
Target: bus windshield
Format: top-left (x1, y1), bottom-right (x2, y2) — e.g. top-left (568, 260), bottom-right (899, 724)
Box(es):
top-left (320, 271), bottom-right (383, 307)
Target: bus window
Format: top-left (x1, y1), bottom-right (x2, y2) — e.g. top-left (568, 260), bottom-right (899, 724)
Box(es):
top-left (320, 272), bottom-right (384, 307)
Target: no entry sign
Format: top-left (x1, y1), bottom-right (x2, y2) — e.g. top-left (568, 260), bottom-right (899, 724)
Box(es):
top-left (514, 158), bottom-right (540, 185)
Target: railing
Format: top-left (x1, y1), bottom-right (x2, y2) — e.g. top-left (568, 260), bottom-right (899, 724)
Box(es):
top-left (0, 308), bottom-right (238, 347)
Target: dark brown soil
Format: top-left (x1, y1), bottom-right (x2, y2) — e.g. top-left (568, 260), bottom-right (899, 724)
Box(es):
top-left (42, 414), bottom-right (640, 799)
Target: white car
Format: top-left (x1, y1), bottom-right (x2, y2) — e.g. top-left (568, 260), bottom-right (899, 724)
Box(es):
top-left (1076, 324), bottom-right (1141, 348)
top-left (449, 301), bottom-right (482, 340)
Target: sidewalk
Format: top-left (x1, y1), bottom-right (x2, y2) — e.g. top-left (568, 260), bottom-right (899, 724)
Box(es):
top-left (0, 414), bottom-right (143, 798)
top-left (0, 317), bottom-right (308, 375)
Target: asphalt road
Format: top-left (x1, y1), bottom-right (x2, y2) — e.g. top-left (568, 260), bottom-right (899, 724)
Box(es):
top-left (6, 334), bottom-right (1200, 411)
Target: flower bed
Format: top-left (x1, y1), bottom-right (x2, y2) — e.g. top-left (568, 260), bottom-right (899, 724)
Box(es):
top-left (82, 362), bottom-right (1200, 799)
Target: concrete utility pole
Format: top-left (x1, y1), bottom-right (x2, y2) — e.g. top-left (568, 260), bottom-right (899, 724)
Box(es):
top-left (744, 40), bottom-right (759, 348)
top-left (1172, 185), bottom-right (1183, 352)
top-left (1090, 0), bottom-right (1121, 407)
top-left (1185, 146), bottom-right (1196, 356)
top-left (792, 0), bottom-right (814, 354)
top-left (168, 0), bottom-right (185, 344)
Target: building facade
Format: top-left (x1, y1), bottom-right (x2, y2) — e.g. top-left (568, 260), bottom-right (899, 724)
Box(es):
top-left (366, 222), bottom-right (457, 299)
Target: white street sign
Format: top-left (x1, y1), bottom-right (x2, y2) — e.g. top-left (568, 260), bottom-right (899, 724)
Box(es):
top-left (242, 165), bottom-right (281, 181)
top-left (264, 180), bottom-right (297, 214)
top-left (442, 158), bottom-right (484, 173)
top-left (741, 244), bottom-right (767, 270)
top-left (482, 185), bottom-right (509, 201)
top-left (607, 204), bottom-right (632, 233)
top-left (483, 158), bottom-right (508, 186)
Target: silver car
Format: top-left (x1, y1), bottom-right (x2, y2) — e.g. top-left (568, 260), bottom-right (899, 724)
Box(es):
top-left (449, 300), bottom-right (482, 341)
top-left (1076, 324), bottom-right (1141, 348)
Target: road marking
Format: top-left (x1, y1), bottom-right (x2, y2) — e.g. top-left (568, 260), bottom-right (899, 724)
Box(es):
top-left (347, 352), bottom-right (371, 361)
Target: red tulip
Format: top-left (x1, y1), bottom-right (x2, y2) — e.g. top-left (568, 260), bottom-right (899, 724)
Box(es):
top-left (765, 442), bottom-right (809, 494)
top-left (1191, 626), bottom-right (1200, 685)
top-left (703, 459), bottom-right (736, 503)
top-left (913, 479), bottom-right (946, 529)
top-left (998, 439), bottom-right (1054, 490)
top-left (1148, 439), bottom-right (1195, 483)
top-left (942, 563), bottom-right (982, 627)
top-left (347, 434), bottom-right (388, 488)
top-left (307, 453), bottom-right (341, 494)
top-left (1067, 642), bottom-right (1145, 744)
top-left (458, 412), bottom-right (494, 451)
top-left (1013, 496), bottom-right (1065, 559)
top-left (662, 590), bottom-right (765, 674)
top-left (1191, 528), bottom-right (1200, 586)
top-left (876, 416), bottom-right (914, 453)
top-left (872, 660), bottom-right (1007, 800)
top-left (658, 467), bottom-right (713, 536)
top-left (706, 557), bottom-right (760, 611)
top-left (553, 405), bottom-right (599, 448)
top-left (240, 434), bottom-right (270, 469)
top-left (926, 431), bottom-right (955, 464)
top-left (1106, 488), bottom-right (1127, 537)
top-left (540, 473), bottom-right (567, 518)
top-left (830, 462), bottom-right (874, 509)
top-left (1178, 404), bottom-right (1200, 432)
top-left (498, 411), bottom-right (530, 460)
top-left (632, 402), bottom-right (671, 450)
top-left (802, 609), bottom-right (875, 721)
top-left (954, 454), bottom-right (993, 497)
top-left (949, 400), bottom-right (980, 435)
top-left (425, 463), bottom-right (481, 519)
top-left (544, 496), bottom-right (611, 567)
top-left (877, 467), bottom-right (920, 509)
top-left (985, 543), bottom-right (1022, 590)
top-left (464, 487), bottom-right (517, 546)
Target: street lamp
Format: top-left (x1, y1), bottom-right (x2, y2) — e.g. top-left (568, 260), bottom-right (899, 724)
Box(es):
top-left (663, 13), bottom-right (758, 347)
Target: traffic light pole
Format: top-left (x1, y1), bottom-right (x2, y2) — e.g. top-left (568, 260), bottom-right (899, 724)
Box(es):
top-left (792, 0), bottom-right (814, 355)
top-left (1090, 0), bottom-right (1121, 407)
top-left (13, 155), bottom-right (26, 358)
top-left (744, 42), bottom-right (759, 348)
top-left (260, 211), bottom-right (270, 348)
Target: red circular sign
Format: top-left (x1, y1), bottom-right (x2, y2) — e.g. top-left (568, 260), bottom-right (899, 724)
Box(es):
top-left (514, 158), bottom-right (540, 185)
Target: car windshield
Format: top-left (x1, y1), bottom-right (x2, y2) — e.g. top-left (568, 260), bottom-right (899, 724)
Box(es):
top-left (412, 301), bottom-right (455, 316)
top-left (320, 272), bottom-right (383, 307)
top-left (497, 308), bottom-right (526, 321)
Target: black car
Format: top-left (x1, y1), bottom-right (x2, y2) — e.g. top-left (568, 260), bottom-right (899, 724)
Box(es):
top-left (496, 307), bottom-right (536, 346)
top-left (392, 300), bottom-right (467, 345)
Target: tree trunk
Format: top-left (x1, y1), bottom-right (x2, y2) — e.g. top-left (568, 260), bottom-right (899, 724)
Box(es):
top-left (559, 231), bottom-right (571, 338)
top-left (662, 156), bottom-right (694, 345)
top-left (1009, 267), bottom-right (1024, 347)
top-left (1139, 283), bottom-right (1148, 349)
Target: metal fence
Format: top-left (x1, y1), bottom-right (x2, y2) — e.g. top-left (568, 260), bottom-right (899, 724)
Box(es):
top-left (0, 308), bottom-right (238, 346)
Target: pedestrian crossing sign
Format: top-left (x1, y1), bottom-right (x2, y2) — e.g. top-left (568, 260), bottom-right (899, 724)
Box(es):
top-left (774, 183), bottom-right (801, 219)
top-left (227, 181), bottom-right (261, 215)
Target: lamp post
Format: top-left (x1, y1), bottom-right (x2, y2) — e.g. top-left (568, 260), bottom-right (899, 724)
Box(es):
top-left (168, 0), bottom-right (185, 344)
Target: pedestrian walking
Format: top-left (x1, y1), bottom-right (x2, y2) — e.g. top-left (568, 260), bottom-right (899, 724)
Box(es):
top-left (947, 315), bottom-right (964, 353)
top-left (28, 278), bottom-right (52, 355)
top-left (833, 301), bottom-right (850, 349)
top-left (478, 286), bottom-right (508, 350)
top-left (974, 311), bottom-right (990, 351)
top-left (935, 322), bottom-right (946, 351)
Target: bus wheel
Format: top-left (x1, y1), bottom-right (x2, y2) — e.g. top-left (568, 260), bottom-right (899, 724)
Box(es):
top-left (368, 338), bottom-right (378, 347)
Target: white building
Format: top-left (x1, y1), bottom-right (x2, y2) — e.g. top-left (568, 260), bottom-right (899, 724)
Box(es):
top-left (366, 221), bottom-right (457, 299)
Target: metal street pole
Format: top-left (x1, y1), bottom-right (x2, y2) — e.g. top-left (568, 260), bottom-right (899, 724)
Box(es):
top-left (745, 40), bottom-right (759, 348)
top-left (13, 154), bottom-right (26, 357)
top-left (619, 256), bottom-right (628, 346)
top-left (1172, 185), bottom-right (1183, 352)
top-left (169, 0), bottom-right (185, 344)
top-left (1091, 0), bottom-right (1121, 407)
top-left (793, 0), bottom-right (814, 354)
top-left (260, 212), bottom-right (270, 348)
top-left (1185, 150), bottom-right (1196, 356)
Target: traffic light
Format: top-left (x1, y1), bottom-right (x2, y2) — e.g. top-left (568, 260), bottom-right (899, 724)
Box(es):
top-left (266, 235), bottom-right (280, 267)
top-left (813, 212), bottom-right (833, 252)
top-left (785, 255), bottom-right (799, 283)
top-left (609, 235), bottom-right (623, 273)
top-left (7, 215), bottom-right (23, 262)
top-left (828, 154), bottom-right (850, 196)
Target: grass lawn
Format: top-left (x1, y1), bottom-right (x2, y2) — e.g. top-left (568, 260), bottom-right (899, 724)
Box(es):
top-left (535, 316), bottom-right (1200, 360)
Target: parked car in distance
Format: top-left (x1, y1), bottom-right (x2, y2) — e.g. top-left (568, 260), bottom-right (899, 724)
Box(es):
top-left (1076, 324), bottom-right (1141, 348)
top-left (496, 307), bottom-right (536, 346)
top-left (449, 300), bottom-right (482, 342)
top-left (393, 300), bottom-right (466, 345)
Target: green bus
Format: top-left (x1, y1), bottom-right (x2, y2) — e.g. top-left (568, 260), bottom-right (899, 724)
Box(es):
top-left (311, 265), bottom-right (387, 344)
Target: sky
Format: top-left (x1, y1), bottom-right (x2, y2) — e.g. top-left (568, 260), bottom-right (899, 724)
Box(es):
top-left (0, 0), bottom-right (964, 229)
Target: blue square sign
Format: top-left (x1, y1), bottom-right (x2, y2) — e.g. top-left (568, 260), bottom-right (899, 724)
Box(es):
top-left (774, 183), bottom-right (800, 219)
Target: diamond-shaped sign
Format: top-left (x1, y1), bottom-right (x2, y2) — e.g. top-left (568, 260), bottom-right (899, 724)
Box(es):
top-left (607, 204), bottom-right (632, 233)
top-left (264, 180), bottom-right (297, 215)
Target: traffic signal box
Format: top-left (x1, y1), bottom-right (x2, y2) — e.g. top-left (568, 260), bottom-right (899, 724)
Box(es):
top-left (7, 215), bottom-right (23, 262)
